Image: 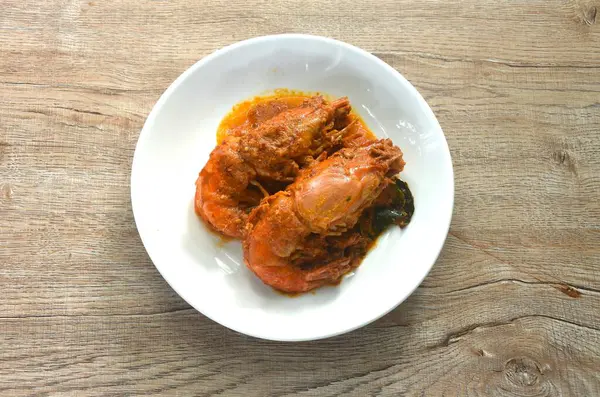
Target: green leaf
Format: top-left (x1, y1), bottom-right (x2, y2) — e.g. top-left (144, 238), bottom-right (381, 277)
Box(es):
top-left (362, 178), bottom-right (415, 238)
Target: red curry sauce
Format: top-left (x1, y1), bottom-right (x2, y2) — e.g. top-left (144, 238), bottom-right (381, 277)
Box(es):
top-left (216, 89), bottom-right (376, 144)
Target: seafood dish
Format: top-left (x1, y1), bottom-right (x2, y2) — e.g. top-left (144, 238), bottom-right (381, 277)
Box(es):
top-left (195, 95), bottom-right (351, 239)
top-left (195, 92), bottom-right (414, 293)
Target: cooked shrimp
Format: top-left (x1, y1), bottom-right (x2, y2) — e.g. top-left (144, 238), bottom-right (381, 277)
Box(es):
top-left (339, 118), bottom-right (377, 148)
top-left (195, 96), bottom-right (351, 238)
top-left (243, 139), bottom-right (405, 292)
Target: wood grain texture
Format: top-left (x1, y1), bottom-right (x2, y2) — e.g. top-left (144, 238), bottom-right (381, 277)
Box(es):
top-left (1, 0), bottom-right (599, 395)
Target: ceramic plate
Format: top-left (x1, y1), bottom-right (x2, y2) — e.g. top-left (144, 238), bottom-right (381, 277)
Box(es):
top-left (131, 34), bottom-right (453, 341)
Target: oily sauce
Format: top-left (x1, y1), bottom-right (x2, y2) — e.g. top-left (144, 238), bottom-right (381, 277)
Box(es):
top-left (216, 89), bottom-right (376, 144)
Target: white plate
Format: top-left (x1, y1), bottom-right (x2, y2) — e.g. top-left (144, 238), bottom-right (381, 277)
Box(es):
top-left (131, 34), bottom-right (453, 341)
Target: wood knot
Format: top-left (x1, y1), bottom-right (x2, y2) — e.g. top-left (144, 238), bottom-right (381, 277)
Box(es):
top-left (1, 183), bottom-right (14, 200)
top-left (504, 357), bottom-right (542, 387)
top-left (552, 150), bottom-right (567, 165)
top-left (568, 1), bottom-right (598, 26)
top-left (584, 6), bottom-right (597, 25)
top-left (551, 149), bottom-right (577, 175)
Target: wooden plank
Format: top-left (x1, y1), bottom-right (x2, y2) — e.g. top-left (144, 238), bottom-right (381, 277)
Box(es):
top-left (0, 0), bottom-right (599, 395)
top-left (0, 311), bottom-right (598, 396)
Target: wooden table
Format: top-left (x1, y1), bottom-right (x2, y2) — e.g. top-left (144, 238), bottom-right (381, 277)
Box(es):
top-left (2, 1), bottom-right (599, 395)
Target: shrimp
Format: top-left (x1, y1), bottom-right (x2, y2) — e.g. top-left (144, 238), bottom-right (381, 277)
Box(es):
top-left (339, 118), bottom-right (377, 148)
top-left (195, 96), bottom-right (351, 238)
top-left (243, 139), bottom-right (405, 292)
